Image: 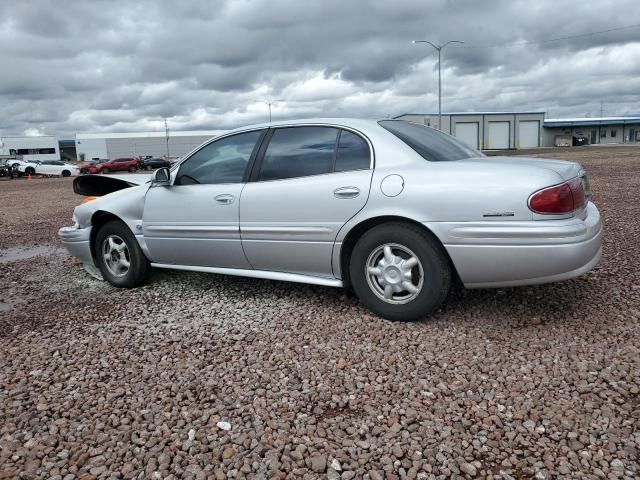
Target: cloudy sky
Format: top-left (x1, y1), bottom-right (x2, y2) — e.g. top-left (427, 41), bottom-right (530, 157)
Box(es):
top-left (1, 0), bottom-right (639, 136)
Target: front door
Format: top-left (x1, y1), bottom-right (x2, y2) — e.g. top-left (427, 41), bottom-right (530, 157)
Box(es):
top-left (240, 126), bottom-right (373, 277)
top-left (142, 129), bottom-right (264, 268)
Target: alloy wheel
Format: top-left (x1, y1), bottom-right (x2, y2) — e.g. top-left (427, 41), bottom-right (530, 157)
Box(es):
top-left (102, 234), bottom-right (130, 277)
top-left (365, 243), bottom-right (424, 304)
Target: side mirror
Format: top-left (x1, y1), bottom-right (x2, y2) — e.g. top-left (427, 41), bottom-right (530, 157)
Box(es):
top-left (152, 167), bottom-right (171, 185)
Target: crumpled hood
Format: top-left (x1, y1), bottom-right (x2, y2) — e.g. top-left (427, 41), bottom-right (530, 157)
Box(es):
top-left (73, 173), bottom-right (151, 196)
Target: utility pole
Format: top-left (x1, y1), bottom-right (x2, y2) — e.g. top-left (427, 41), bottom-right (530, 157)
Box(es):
top-left (412, 39), bottom-right (464, 131)
top-left (164, 119), bottom-right (170, 158)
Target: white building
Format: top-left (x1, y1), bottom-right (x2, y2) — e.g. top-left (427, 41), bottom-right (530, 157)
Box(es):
top-left (543, 117), bottom-right (640, 146)
top-left (75, 130), bottom-right (224, 161)
top-left (394, 112), bottom-right (545, 150)
top-left (0, 135), bottom-right (60, 161)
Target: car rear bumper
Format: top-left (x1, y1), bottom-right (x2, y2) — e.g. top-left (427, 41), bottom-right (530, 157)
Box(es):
top-left (58, 225), bottom-right (94, 265)
top-left (428, 202), bottom-right (603, 288)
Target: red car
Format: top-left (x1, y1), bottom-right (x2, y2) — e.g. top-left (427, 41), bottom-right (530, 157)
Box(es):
top-left (82, 157), bottom-right (140, 174)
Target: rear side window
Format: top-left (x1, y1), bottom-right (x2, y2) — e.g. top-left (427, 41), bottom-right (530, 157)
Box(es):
top-left (379, 120), bottom-right (483, 161)
top-left (335, 130), bottom-right (370, 172)
top-left (258, 127), bottom-right (337, 181)
top-left (176, 130), bottom-right (262, 185)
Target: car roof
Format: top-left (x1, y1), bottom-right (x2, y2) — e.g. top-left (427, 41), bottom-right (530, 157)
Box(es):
top-left (224, 117), bottom-right (384, 135)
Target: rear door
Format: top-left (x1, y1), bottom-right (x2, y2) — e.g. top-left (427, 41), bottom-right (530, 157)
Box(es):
top-left (142, 129), bottom-right (265, 268)
top-left (240, 126), bottom-right (373, 277)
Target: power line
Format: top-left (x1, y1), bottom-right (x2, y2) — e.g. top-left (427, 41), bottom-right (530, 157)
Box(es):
top-left (449, 22), bottom-right (640, 49)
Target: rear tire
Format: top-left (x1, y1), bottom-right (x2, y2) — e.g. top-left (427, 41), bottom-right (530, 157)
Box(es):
top-left (61, 170), bottom-right (71, 177)
top-left (349, 223), bottom-right (451, 321)
top-left (25, 167), bottom-right (35, 175)
top-left (102, 168), bottom-right (110, 174)
top-left (128, 166), bottom-right (137, 172)
top-left (95, 220), bottom-right (150, 288)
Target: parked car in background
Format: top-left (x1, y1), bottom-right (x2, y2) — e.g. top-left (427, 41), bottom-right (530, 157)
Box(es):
top-left (22, 160), bottom-right (80, 177)
top-left (6, 158), bottom-right (39, 171)
top-left (79, 159), bottom-right (108, 174)
top-left (82, 157), bottom-right (140, 174)
top-left (60, 118), bottom-right (602, 321)
top-left (139, 157), bottom-right (171, 171)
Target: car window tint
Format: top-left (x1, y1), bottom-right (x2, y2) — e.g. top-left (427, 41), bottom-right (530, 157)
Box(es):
top-left (379, 120), bottom-right (483, 161)
top-left (335, 130), bottom-right (370, 172)
top-left (176, 130), bottom-right (262, 185)
top-left (258, 127), bottom-right (338, 181)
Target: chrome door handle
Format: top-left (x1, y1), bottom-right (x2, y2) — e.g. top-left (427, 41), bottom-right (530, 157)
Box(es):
top-left (334, 186), bottom-right (360, 199)
top-left (214, 194), bottom-right (235, 205)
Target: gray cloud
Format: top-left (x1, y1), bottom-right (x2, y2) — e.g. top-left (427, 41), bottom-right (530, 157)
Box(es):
top-left (1, 0), bottom-right (639, 136)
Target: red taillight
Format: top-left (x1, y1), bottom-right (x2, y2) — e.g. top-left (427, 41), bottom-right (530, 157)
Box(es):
top-left (529, 177), bottom-right (586, 214)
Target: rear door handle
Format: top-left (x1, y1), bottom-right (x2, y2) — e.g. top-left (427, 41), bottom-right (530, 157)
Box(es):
top-left (214, 194), bottom-right (235, 205)
top-left (334, 186), bottom-right (360, 199)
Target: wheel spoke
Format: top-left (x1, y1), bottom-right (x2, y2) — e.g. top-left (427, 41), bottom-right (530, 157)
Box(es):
top-left (108, 238), bottom-right (116, 250)
top-left (384, 284), bottom-right (393, 300)
top-left (120, 258), bottom-right (130, 269)
top-left (383, 245), bottom-right (394, 264)
top-left (368, 267), bottom-right (382, 277)
top-left (116, 243), bottom-right (126, 253)
top-left (403, 256), bottom-right (418, 269)
top-left (402, 281), bottom-right (419, 294)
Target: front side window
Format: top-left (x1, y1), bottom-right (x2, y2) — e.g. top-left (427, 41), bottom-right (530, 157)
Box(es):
top-left (258, 127), bottom-right (338, 181)
top-left (176, 130), bottom-right (262, 185)
top-left (379, 120), bottom-right (483, 162)
top-left (335, 130), bottom-right (370, 172)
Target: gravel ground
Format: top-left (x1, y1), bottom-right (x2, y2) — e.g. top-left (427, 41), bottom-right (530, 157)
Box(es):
top-left (1, 147), bottom-right (639, 479)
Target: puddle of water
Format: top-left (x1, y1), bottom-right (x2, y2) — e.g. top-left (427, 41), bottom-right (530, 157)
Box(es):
top-left (0, 244), bottom-right (66, 264)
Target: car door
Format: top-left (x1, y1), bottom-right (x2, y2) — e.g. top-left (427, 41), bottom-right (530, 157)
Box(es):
top-left (36, 160), bottom-right (59, 175)
top-left (240, 126), bottom-right (373, 277)
top-left (142, 129), bottom-right (264, 268)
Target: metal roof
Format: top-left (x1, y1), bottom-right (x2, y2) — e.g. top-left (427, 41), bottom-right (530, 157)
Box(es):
top-left (544, 117), bottom-right (640, 127)
top-left (394, 111), bottom-right (545, 118)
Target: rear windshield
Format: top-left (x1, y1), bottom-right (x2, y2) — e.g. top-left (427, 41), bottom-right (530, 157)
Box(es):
top-left (379, 120), bottom-right (483, 162)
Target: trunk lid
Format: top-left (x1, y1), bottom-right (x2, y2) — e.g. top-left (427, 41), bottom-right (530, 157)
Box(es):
top-left (468, 156), bottom-right (584, 181)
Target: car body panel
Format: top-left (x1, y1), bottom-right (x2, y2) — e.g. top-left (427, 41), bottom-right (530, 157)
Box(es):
top-left (60, 118), bottom-right (603, 291)
top-left (142, 183), bottom-right (251, 269)
top-left (240, 168), bottom-right (373, 276)
top-left (36, 161), bottom-right (80, 176)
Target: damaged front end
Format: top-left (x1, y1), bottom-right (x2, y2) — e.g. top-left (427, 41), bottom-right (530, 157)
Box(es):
top-left (73, 173), bottom-right (151, 196)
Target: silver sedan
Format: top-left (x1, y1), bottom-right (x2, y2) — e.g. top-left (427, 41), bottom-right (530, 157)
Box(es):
top-left (59, 119), bottom-right (602, 321)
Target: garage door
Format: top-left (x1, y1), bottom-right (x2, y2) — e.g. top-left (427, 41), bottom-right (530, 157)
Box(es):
top-left (488, 121), bottom-right (510, 149)
top-left (518, 121), bottom-right (540, 148)
top-left (454, 122), bottom-right (479, 149)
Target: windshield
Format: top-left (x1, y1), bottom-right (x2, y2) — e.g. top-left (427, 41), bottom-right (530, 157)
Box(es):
top-left (379, 120), bottom-right (483, 161)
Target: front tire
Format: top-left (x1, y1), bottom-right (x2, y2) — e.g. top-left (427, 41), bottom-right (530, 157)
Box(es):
top-left (349, 223), bottom-right (451, 322)
top-left (95, 220), bottom-right (150, 288)
top-left (61, 170), bottom-right (71, 177)
top-left (25, 167), bottom-right (35, 175)
top-left (128, 166), bottom-right (137, 172)
top-left (102, 168), bottom-right (110, 174)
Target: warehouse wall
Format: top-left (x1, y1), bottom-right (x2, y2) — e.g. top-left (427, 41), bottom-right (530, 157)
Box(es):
top-left (104, 135), bottom-right (215, 159)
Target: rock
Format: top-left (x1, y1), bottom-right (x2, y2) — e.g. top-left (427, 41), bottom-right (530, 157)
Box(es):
top-left (308, 454), bottom-right (327, 473)
top-left (370, 470), bottom-right (384, 480)
top-left (327, 467), bottom-right (341, 480)
top-left (610, 459), bottom-right (624, 472)
top-left (222, 447), bottom-right (236, 460)
top-left (460, 461), bottom-right (477, 477)
top-left (216, 421), bottom-right (231, 431)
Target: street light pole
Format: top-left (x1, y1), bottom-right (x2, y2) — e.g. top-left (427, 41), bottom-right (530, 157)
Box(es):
top-left (412, 39), bottom-right (464, 131)
top-left (264, 100), bottom-right (284, 123)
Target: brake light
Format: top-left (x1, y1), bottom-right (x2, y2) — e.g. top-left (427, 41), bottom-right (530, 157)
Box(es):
top-left (529, 177), bottom-right (586, 214)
